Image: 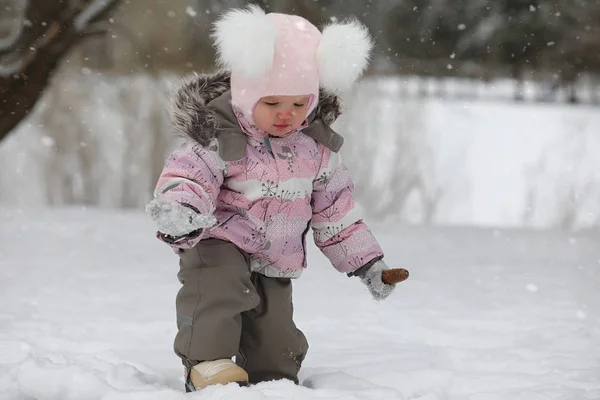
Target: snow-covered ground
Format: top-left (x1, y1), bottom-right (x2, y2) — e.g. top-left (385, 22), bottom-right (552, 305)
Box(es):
top-left (1, 207), bottom-right (599, 400)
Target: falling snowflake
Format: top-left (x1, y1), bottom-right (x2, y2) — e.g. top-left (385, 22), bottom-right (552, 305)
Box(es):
top-left (526, 284), bottom-right (538, 293)
top-left (185, 7), bottom-right (197, 17)
top-left (41, 136), bottom-right (55, 147)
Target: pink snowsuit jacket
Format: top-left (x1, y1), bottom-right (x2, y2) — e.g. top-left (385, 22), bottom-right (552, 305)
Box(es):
top-left (153, 72), bottom-right (384, 278)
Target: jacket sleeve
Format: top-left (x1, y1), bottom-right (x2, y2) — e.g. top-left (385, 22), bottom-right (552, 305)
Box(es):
top-left (153, 139), bottom-right (225, 248)
top-left (311, 147), bottom-right (384, 273)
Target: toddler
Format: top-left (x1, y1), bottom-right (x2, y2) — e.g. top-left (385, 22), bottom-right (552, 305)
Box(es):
top-left (147, 5), bottom-right (408, 392)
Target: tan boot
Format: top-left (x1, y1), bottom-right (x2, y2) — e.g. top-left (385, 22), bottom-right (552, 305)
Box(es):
top-left (186, 359), bottom-right (249, 391)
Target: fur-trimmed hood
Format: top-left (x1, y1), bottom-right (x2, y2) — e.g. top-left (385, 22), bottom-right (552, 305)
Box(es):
top-left (169, 71), bottom-right (344, 161)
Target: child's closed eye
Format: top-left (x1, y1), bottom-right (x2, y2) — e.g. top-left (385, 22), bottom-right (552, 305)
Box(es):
top-left (264, 102), bottom-right (279, 106)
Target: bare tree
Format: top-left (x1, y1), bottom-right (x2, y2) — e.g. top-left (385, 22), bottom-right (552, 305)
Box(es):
top-left (544, 0), bottom-right (600, 103)
top-left (0, 0), bottom-right (121, 143)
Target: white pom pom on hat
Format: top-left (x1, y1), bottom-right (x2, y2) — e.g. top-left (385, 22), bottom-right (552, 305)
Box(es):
top-left (210, 5), bottom-right (277, 79)
top-left (317, 19), bottom-right (374, 92)
top-left (211, 5), bottom-right (373, 122)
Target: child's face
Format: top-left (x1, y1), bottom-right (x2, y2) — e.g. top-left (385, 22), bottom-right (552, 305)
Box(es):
top-left (253, 95), bottom-right (311, 137)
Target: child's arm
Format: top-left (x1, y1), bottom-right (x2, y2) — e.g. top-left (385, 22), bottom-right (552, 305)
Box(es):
top-left (311, 147), bottom-right (384, 274)
top-left (311, 147), bottom-right (408, 300)
top-left (148, 140), bottom-right (225, 248)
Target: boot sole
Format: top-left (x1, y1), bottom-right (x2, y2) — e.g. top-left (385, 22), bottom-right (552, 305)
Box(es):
top-left (185, 380), bottom-right (248, 392)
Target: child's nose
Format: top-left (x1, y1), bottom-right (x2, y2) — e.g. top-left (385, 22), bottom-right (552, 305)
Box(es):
top-left (278, 109), bottom-right (293, 120)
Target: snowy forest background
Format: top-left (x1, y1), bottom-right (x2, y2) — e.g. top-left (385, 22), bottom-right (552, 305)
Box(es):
top-left (1, 0), bottom-right (600, 230)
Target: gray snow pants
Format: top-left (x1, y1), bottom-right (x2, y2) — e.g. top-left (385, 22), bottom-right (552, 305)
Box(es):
top-left (174, 238), bottom-right (309, 384)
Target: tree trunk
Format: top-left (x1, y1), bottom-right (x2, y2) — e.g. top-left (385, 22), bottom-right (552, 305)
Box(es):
top-left (0, 0), bottom-right (121, 143)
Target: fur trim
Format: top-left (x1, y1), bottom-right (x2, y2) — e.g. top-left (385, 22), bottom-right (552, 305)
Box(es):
top-left (316, 89), bottom-right (342, 126)
top-left (317, 19), bottom-right (373, 92)
top-left (210, 5), bottom-right (276, 79)
top-left (170, 72), bottom-right (342, 146)
top-left (170, 71), bottom-right (230, 146)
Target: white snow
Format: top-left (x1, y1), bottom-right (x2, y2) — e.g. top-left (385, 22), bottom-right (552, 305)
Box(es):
top-left (339, 77), bottom-right (600, 230)
top-left (1, 207), bottom-right (599, 399)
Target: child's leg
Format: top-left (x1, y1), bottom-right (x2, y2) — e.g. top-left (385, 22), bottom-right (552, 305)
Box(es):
top-left (174, 239), bottom-right (260, 367)
top-left (236, 276), bottom-right (309, 384)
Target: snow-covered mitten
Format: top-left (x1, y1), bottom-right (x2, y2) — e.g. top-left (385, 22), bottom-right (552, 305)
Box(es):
top-left (146, 198), bottom-right (216, 237)
top-left (359, 260), bottom-right (398, 301)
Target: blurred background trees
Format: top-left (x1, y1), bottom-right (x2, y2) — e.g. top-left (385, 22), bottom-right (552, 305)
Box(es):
top-left (2, 0), bottom-right (599, 142)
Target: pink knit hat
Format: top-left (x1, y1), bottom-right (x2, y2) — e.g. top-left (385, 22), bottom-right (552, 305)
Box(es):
top-left (211, 5), bottom-right (373, 124)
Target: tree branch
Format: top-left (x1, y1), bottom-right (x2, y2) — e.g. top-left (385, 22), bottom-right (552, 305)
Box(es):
top-left (0, 0), bottom-right (29, 53)
top-left (74, 0), bottom-right (120, 32)
top-left (0, 0), bottom-right (121, 142)
top-left (0, 23), bottom-right (25, 54)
